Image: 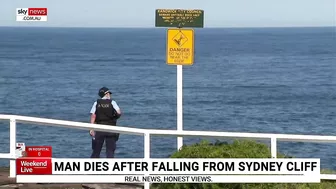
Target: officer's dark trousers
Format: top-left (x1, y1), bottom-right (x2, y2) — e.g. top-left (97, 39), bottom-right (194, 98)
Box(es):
top-left (91, 131), bottom-right (118, 158)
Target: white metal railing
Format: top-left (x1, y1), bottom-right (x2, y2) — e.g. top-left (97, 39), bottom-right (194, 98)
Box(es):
top-left (1, 114), bottom-right (336, 188)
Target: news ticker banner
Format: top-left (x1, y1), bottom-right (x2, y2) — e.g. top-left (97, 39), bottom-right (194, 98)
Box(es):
top-left (15, 158), bottom-right (321, 183)
top-left (16, 8), bottom-right (48, 22)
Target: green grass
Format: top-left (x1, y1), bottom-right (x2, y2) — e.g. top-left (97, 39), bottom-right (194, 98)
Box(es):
top-left (151, 140), bottom-right (336, 189)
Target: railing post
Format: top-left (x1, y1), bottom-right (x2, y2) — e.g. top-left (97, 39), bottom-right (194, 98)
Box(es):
top-left (271, 137), bottom-right (277, 158)
top-left (177, 65), bottom-right (183, 151)
top-left (144, 133), bottom-right (150, 189)
top-left (9, 118), bottom-right (16, 178)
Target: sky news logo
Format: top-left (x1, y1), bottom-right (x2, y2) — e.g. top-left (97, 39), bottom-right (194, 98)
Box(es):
top-left (16, 8), bottom-right (48, 22)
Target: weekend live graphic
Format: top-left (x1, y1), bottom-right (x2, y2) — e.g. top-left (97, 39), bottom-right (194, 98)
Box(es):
top-left (15, 143), bottom-right (321, 184)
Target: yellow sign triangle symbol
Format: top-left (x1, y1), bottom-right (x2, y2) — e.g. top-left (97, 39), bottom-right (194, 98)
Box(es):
top-left (172, 31), bottom-right (188, 47)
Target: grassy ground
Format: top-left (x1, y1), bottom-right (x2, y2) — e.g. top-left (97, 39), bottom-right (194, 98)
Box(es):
top-left (151, 140), bottom-right (336, 189)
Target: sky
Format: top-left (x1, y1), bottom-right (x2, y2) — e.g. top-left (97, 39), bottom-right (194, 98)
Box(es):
top-left (0, 0), bottom-right (335, 28)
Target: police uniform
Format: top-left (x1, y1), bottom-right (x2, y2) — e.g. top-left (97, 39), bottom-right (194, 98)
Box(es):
top-left (90, 87), bottom-right (121, 158)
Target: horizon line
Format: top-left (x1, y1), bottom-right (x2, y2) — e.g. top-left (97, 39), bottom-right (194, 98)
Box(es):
top-left (0, 25), bottom-right (335, 29)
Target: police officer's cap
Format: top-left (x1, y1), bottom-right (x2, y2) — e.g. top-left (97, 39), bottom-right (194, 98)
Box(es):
top-left (98, 87), bottom-right (112, 98)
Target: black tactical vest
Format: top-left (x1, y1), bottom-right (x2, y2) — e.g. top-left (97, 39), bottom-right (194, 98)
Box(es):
top-left (95, 99), bottom-right (117, 126)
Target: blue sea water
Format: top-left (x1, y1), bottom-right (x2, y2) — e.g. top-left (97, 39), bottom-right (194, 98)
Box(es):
top-left (0, 26), bottom-right (335, 169)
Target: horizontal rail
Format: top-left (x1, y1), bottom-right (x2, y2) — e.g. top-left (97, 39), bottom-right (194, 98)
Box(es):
top-left (321, 174), bottom-right (336, 180)
top-left (146, 129), bottom-right (336, 143)
top-left (1, 114), bottom-right (336, 143)
top-left (0, 154), bottom-right (14, 159)
top-left (0, 115), bottom-right (146, 136)
top-left (1, 114), bottom-right (336, 183)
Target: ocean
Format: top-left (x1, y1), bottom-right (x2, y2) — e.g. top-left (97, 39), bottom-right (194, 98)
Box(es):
top-left (0, 26), bottom-right (335, 170)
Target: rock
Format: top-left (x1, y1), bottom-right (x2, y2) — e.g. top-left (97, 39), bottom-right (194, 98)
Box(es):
top-left (0, 167), bottom-right (144, 189)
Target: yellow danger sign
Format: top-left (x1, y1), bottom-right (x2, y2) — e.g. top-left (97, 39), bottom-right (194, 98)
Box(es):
top-left (166, 28), bottom-right (194, 65)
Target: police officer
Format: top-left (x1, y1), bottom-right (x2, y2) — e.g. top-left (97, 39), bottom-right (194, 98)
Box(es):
top-left (89, 87), bottom-right (121, 158)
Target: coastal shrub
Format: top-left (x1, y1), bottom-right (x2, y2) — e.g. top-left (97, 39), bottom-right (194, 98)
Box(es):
top-left (150, 140), bottom-right (336, 189)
